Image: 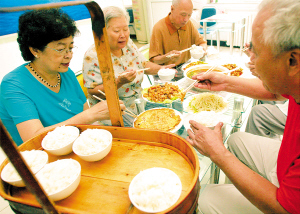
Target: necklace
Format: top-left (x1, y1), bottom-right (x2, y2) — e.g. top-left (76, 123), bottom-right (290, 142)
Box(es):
top-left (28, 63), bottom-right (60, 88)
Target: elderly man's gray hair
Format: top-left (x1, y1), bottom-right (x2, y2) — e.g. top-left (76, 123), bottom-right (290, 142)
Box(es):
top-left (258, 0), bottom-right (300, 57)
top-left (103, 6), bottom-right (130, 28)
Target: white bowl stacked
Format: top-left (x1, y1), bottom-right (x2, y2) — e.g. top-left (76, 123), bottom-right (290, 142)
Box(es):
top-left (35, 159), bottom-right (81, 201)
top-left (42, 126), bottom-right (80, 156)
top-left (72, 129), bottom-right (113, 162)
top-left (1, 150), bottom-right (48, 187)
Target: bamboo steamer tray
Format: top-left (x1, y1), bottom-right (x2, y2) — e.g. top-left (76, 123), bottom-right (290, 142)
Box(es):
top-left (0, 125), bottom-right (200, 214)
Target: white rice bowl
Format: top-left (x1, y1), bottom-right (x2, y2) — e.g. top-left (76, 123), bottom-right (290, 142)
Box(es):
top-left (184, 111), bottom-right (231, 130)
top-left (1, 150), bottom-right (48, 187)
top-left (42, 126), bottom-right (80, 156)
top-left (129, 167), bottom-right (182, 213)
top-left (35, 159), bottom-right (81, 201)
top-left (72, 129), bottom-right (112, 162)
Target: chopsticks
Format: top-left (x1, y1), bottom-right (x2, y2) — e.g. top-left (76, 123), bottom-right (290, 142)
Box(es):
top-left (136, 67), bottom-right (150, 72)
top-left (184, 80), bottom-right (198, 93)
top-left (94, 90), bottom-right (137, 118)
top-left (119, 68), bottom-right (150, 77)
top-left (180, 47), bottom-right (193, 53)
top-left (166, 47), bottom-right (193, 58)
top-left (203, 64), bottom-right (218, 75)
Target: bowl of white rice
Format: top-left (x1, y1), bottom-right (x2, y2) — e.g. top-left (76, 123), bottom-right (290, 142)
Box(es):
top-left (1, 150), bottom-right (48, 187)
top-left (42, 126), bottom-right (80, 156)
top-left (35, 158), bottom-right (81, 201)
top-left (72, 129), bottom-right (112, 162)
top-left (129, 167), bottom-right (182, 213)
top-left (183, 111), bottom-right (230, 130)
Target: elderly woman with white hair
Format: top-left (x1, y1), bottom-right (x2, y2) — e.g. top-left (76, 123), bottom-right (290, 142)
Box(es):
top-left (83, 6), bottom-right (175, 127)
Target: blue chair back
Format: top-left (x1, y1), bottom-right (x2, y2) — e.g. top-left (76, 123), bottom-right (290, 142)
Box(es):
top-left (200, 7), bottom-right (217, 27)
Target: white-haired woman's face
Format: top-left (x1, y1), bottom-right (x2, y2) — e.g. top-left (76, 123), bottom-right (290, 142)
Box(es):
top-left (107, 16), bottom-right (129, 52)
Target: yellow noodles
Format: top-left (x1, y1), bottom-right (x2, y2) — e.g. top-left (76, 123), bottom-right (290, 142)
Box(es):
top-left (188, 93), bottom-right (227, 113)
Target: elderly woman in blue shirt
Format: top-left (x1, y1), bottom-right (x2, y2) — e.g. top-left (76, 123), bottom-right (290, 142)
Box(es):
top-left (0, 9), bottom-right (125, 147)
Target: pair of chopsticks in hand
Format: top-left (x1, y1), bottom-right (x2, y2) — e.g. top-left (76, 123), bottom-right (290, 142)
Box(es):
top-left (184, 64), bottom-right (218, 93)
top-left (92, 90), bottom-right (137, 118)
top-left (166, 47), bottom-right (193, 58)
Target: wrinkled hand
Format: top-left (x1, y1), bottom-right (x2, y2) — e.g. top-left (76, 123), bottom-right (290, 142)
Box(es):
top-left (186, 120), bottom-right (225, 158)
top-left (193, 71), bottom-right (228, 92)
top-left (89, 100), bottom-right (111, 121)
top-left (118, 69), bottom-right (137, 84)
top-left (166, 50), bottom-right (181, 62)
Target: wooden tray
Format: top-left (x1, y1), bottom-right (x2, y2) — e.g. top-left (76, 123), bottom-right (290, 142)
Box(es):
top-left (0, 125), bottom-right (200, 214)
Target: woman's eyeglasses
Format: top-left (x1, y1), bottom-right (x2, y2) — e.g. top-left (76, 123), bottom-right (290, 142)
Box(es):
top-left (46, 46), bottom-right (78, 56)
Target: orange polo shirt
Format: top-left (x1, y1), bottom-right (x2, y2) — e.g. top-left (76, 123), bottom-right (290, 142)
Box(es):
top-left (149, 13), bottom-right (206, 66)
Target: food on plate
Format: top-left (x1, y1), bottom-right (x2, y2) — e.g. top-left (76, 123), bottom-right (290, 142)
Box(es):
top-left (186, 67), bottom-right (224, 79)
top-left (187, 93), bottom-right (228, 113)
top-left (222, 64), bottom-right (244, 76)
top-left (1, 150), bottom-right (48, 187)
top-left (129, 167), bottom-right (182, 213)
top-left (134, 108), bottom-right (181, 132)
top-left (182, 61), bottom-right (206, 70)
top-left (42, 126), bottom-right (79, 150)
top-left (142, 83), bottom-right (185, 103)
top-left (73, 129), bottom-right (111, 155)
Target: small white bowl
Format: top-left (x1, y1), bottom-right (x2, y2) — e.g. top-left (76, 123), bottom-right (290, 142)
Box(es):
top-left (190, 48), bottom-right (204, 59)
top-left (42, 126), bottom-right (80, 156)
top-left (158, 68), bottom-right (176, 81)
top-left (1, 150), bottom-right (48, 187)
top-left (129, 167), bottom-right (182, 213)
top-left (72, 129), bottom-right (113, 162)
top-left (35, 159), bottom-right (81, 201)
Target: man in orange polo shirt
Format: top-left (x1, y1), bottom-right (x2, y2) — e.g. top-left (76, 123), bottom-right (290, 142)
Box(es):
top-left (149, 0), bottom-right (207, 80)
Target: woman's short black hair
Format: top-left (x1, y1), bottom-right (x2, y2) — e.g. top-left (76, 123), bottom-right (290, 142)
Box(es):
top-left (17, 8), bottom-right (79, 61)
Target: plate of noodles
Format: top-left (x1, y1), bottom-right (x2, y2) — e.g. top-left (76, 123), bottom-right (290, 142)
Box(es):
top-left (183, 92), bottom-right (229, 114)
top-left (142, 82), bottom-right (185, 104)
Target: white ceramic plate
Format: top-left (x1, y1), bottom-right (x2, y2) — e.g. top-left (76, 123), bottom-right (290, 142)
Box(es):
top-left (183, 93), bottom-right (229, 114)
top-left (183, 64), bottom-right (229, 80)
top-left (181, 60), bottom-right (206, 72)
top-left (133, 108), bottom-right (183, 133)
top-left (128, 167), bottom-right (182, 213)
top-left (142, 84), bottom-right (184, 104)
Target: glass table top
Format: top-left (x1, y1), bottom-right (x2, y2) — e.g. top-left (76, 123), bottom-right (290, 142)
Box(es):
top-left (144, 88), bottom-right (253, 185)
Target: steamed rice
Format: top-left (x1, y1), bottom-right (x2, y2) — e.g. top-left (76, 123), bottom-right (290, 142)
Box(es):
top-left (193, 111), bottom-right (229, 127)
top-left (1, 150), bottom-right (48, 181)
top-left (73, 129), bottom-right (111, 156)
top-left (42, 126), bottom-right (79, 150)
top-left (36, 159), bottom-right (80, 195)
top-left (130, 167), bottom-right (182, 212)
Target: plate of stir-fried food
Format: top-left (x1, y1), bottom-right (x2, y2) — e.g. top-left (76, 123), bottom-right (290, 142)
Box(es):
top-left (142, 83), bottom-right (185, 103)
top-left (222, 63), bottom-right (244, 77)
